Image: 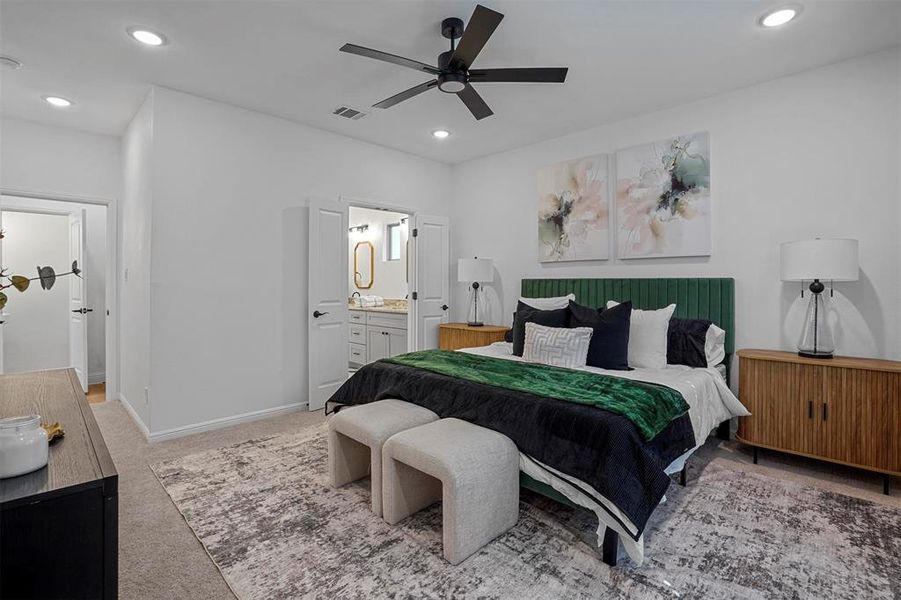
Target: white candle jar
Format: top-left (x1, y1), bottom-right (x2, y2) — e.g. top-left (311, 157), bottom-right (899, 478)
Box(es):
top-left (0, 415), bottom-right (49, 479)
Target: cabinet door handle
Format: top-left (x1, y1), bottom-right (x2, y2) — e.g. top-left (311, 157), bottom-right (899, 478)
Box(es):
top-left (822, 402), bottom-right (828, 421)
top-left (808, 400), bottom-right (813, 419)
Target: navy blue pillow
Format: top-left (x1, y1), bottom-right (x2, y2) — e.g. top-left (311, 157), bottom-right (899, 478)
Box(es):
top-left (567, 300), bottom-right (632, 370)
top-left (668, 317), bottom-right (712, 367)
top-left (511, 302), bottom-right (569, 357)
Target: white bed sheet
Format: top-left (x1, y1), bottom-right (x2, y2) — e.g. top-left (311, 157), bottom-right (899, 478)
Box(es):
top-left (460, 342), bottom-right (749, 564)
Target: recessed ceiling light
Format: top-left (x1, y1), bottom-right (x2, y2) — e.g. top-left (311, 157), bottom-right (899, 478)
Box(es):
top-left (43, 96), bottom-right (73, 108)
top-left (127, 27), bottom-right (167, 46)
top-left (759, 6), bottom-right (800, 28)
top-left (0, 55), bottom-right (22, 70)
top-left (432, 129), bottom-right (451, 139)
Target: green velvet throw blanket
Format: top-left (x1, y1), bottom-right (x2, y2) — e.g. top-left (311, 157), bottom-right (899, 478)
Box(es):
top-left (384, 350), bottom-right (689, 441)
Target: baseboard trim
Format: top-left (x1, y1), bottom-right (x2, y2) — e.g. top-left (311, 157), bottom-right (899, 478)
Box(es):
top-left (88, 371), bottom-right (106, 385)
top-left (118, 393), bottom-right (150, 439)
top-left (147, 402), bottom-right (308, 443)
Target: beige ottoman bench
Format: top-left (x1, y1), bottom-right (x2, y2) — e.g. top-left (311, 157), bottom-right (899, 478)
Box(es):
top-left (381, 418), bottom-right (520, 565)
top-left (328, 400), bottom-right (438, 517)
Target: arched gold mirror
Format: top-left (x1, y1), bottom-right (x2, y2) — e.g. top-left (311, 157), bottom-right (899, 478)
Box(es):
top-left (353, 241), bottom-right (374, 289)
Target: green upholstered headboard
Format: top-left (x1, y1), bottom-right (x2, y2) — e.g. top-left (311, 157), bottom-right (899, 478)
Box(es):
top-left (521, 277), bottom-right (736, 359)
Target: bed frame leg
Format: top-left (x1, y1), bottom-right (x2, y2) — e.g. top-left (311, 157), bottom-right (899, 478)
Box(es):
top-left (601, 527), bottom-right (618, 567)
top-left (883, 474), bottom-right (890, 496)
top-left (716, 419), bottom-right (731, 440)
top-left (679, 467), bottom-right (687, 487)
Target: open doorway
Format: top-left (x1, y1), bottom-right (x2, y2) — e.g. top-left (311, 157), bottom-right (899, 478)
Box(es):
top-left (347, 205), bottom-right (412, 376)
top-left (0, 195), bottom-right (108, 401)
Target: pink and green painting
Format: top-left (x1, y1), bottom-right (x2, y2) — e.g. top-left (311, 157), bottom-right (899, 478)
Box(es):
top-left (616, 132), bottom-right (711, 259)
top-left (537, 154), bottom-right (609, 262)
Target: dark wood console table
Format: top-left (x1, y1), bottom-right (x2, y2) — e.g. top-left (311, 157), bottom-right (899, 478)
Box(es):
top-left (0, 369), bottom-right (118, 599)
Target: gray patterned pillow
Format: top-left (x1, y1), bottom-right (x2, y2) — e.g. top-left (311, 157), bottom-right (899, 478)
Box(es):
top-left (522, 322), bottom-right (593, 369)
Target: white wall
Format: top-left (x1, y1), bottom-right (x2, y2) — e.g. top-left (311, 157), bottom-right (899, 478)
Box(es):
top-left (0, 118), bottom-right (120, 201)
top-left (451, 49), bottom-right (901, 365)
top-left (128, 87), bottom-right (451, 435)
top-left (119, 93), bottom-right (154, 428)
top-left (0, 118), bottom-right (118, 384)
top-left (349, 206), bottom-right (409, 299)
top-left (0, 211), bottom-right (69, 373)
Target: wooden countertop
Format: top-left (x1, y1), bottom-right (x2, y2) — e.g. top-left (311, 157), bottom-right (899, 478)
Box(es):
top-left (737, 349), bottom-right (901, 373)
top-left (0, 369), bottom-right (117, 506)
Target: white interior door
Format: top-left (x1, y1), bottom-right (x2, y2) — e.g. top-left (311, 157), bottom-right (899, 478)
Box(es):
top-left (411, 214), bottom-right (450, 350)
top-left (308, 198), bottom-right (349, 411)
top-left (69, 209), bottom-right (88, 391)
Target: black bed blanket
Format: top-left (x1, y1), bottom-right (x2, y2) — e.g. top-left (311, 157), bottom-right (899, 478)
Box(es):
top-left (328, 359), bottom-right (696, 537)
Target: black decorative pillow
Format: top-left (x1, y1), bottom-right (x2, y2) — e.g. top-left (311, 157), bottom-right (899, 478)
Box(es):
top-left (511, 302), bottom-right (569, 356)
top-left (667, 317), bottom-right (713, 367)
top-left (567, 300), bottom-right (632, 370)
top-left (504, 313), bottom-right (514, 343)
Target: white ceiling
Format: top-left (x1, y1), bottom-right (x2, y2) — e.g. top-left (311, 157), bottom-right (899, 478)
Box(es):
top-left (1, 1), bottom-right (899, 164)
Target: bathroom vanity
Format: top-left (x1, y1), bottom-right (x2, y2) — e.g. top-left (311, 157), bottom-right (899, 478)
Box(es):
top-left (349, 300), bottom-right (408, 369)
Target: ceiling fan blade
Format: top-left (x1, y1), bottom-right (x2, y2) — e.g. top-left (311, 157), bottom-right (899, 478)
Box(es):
top-left (373, 80), bottom-right (438, 109)
top-left (457, 84), bottom-right (493, 120)
top-left (468, 67), bottom-right (568, 83)
top-left (340, 43), bottom-right (440, 75)
top-left (449, 5), bottom-right (504, 70)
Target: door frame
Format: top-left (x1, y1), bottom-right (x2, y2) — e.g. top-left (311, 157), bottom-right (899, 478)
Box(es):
top-left (1, 188), bottom-right (119, 401)
top-left (341, 196), bottom-right (419, 350)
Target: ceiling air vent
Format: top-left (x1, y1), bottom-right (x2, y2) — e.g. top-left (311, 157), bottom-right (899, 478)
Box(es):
top-left (333, 106), bottom-right (368, 120)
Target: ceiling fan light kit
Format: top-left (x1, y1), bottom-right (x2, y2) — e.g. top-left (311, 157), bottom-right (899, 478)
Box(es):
top-left (340, 4), bottom-right (568, 120)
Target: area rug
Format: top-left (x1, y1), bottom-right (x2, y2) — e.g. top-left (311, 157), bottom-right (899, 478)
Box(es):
top-left (151, 427), bottom-right (900, 600)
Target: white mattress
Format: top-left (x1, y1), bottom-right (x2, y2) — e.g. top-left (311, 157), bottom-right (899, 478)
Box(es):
top-left (460, 342), bottom-right (749, 564)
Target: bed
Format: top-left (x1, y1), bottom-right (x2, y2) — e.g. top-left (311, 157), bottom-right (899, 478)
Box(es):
top-left (329, 277), bottom-right (748, 566)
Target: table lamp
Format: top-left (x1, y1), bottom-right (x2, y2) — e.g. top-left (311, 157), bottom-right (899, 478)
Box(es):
top-left (780, 238), bottom-right (858, 358)
top-left (458, 257), bottom-right (494, 327)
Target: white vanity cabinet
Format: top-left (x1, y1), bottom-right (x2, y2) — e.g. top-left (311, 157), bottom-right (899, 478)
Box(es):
top-left (348, 309), bottom-right (408, 368)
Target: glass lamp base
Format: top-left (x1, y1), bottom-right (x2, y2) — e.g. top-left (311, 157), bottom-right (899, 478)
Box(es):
top-left (797, 291), bottom-right (835, 358)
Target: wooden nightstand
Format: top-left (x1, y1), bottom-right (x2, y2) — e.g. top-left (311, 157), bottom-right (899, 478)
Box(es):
top-left (736, 349), bottom-right (901, 494)
top-left (439, 323), bottom-right (509, 350)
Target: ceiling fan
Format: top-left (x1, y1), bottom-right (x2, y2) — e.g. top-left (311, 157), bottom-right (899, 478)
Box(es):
top-left (339, 4), bottom-right (568, 120)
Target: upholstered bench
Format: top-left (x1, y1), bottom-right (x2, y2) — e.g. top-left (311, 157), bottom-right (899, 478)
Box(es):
top-left (381, 418), bottom-right (520, 565)
top-left (328, 400), bottom-right (438, 517)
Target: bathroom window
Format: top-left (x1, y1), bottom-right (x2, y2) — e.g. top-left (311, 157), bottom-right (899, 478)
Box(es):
top-left (386, 223), bottom-right (402, 261)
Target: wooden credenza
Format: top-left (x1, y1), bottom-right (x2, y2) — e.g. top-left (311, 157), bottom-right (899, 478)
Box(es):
top-left (0, 369), bottom-right (118, 599)
top-left (736, 349), bottom-right (900, 494)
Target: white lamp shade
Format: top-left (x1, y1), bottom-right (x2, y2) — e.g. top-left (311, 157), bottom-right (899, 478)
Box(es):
top-left (458, 257), bottom-right (494, 283)
top-left (780, 238), bottom-right (859, 282)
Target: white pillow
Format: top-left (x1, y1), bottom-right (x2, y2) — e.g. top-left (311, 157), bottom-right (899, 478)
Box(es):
top-left (519, 294), bottom-right (576, 310)
top-left (607, 301), bottom-right (676, 369)
top-left (522, 322), bottom-right (592, 369)
top-left (705, 324), bottom-right (726, 367)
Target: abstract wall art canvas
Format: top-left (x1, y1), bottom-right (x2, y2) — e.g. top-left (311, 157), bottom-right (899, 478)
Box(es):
top-left (616, 132), bottom-right (711, 259)
top-left (537, 154), bottom-right (609, 262)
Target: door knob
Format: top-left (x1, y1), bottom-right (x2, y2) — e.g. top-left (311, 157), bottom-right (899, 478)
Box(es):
top-left (312, 310), bottom-right (329, 318)
top-left (441, 304), bottom-right (449, 311)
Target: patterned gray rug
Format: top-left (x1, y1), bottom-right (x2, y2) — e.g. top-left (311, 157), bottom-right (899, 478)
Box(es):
top-left (151, 427), bottom-right (900, 600)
